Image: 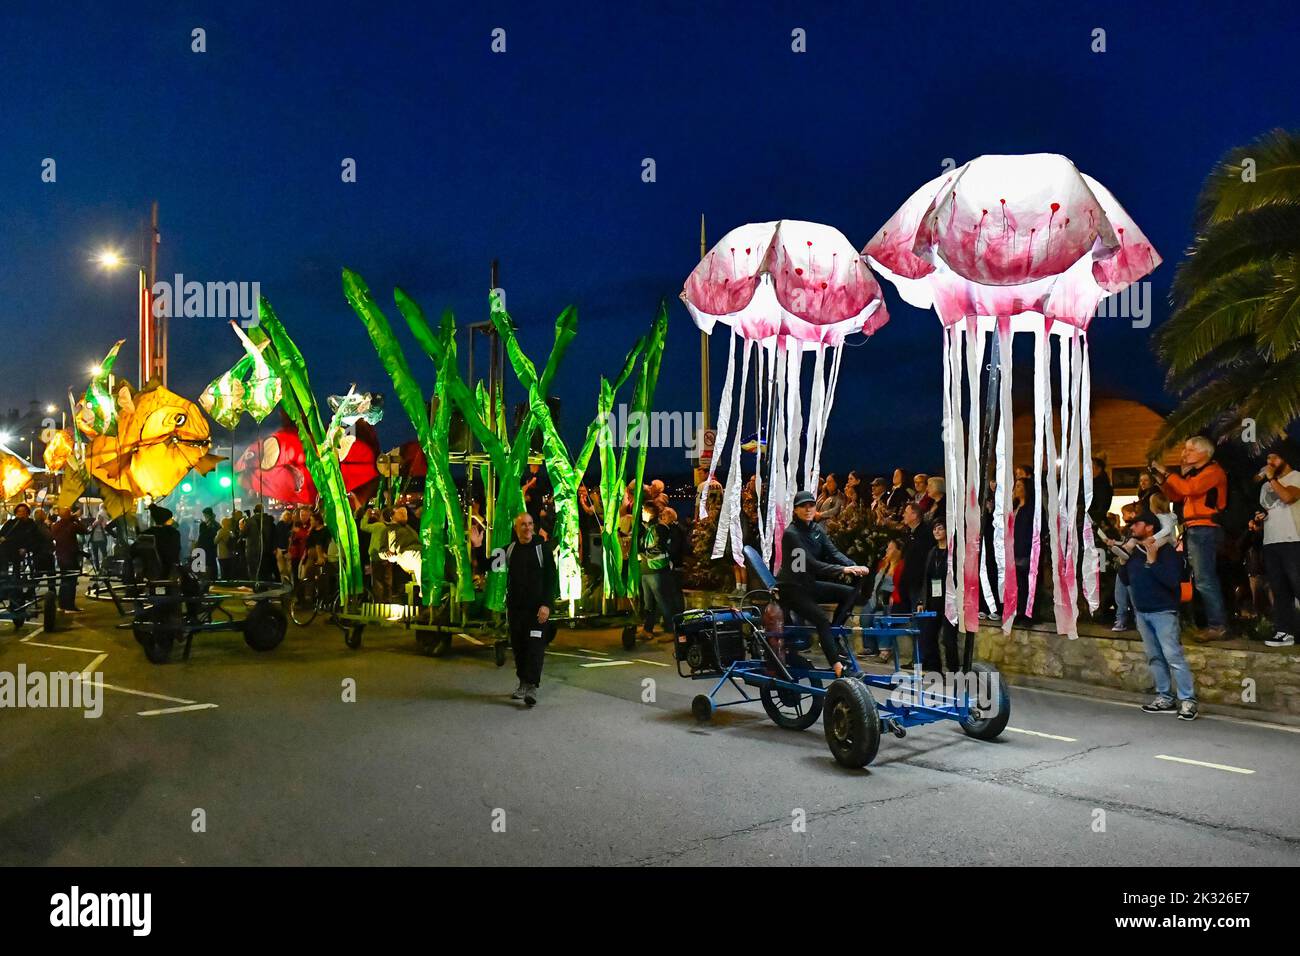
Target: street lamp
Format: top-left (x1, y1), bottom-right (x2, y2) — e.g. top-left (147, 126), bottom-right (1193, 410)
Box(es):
top-left (93, 247), bottom-right (156, 388)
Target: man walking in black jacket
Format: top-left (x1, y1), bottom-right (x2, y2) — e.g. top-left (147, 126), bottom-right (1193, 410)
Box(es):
top-left (777, 490), bottom-right (870, 675)
top-left (507, 512), bottom-right (559, 707)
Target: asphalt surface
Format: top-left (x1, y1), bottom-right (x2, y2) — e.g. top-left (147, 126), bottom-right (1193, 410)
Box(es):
top-left (2, 595), bottom-right (1298, 866)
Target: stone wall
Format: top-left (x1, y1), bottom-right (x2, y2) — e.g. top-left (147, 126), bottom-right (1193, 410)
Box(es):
top-left (977, 622), bottom-right (1300, 721)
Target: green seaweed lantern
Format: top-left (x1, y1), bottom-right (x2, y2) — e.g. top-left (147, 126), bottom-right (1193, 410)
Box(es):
top-left (75, 340), bottom-right (125, 438)
top-left (199, 322), bottom-right (283, 429)
top-left (256, 297), bottom-right (364, 604)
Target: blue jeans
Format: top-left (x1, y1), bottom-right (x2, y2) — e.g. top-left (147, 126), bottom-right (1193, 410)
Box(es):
top-left (1114, 573), bottom-right (1131, 627)
top-left (1135, 609), bottom-right (1196, 701)
top-left (1184, 525), bottom-right (1226, 629)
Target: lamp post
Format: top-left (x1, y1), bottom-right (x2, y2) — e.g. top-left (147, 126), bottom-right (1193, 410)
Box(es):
top-left (93, 250), bottom-right (154, 388)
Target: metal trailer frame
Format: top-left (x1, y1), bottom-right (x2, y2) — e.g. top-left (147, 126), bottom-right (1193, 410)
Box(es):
top-left (677, 546), bottom-right (1011, 768)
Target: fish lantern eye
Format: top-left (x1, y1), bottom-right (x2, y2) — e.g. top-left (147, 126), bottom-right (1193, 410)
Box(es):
top-left (174, 413), bottom-right (187, 427)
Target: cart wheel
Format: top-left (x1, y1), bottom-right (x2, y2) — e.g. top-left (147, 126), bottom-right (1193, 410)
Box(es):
top-left (959, 662), bottom-right (1011, 741)
top-left (494, 640), bottom-right (508, 668)
top-left (11, 613), bottom-right (24, 630)
top-left (430, 633), bottom-right (453, 657)
top-left (243, 602), bottom-right (287, 652)
top-left (134, 628), bottom-right (175, 665)
top-left (289, 580), bottom-right (318, 627)
top-left (691, 694), bottom-right (714, 722)
top-left (43, 591), bottom-right (57, 632)
top-left (760, 674), bottom-right (824, 730)
top-left (823, 678), bottom-right (881, 768)
top-left (621, 625), bottom-right (637, 650)
top-left (344, 624), bottom-right (365, 649)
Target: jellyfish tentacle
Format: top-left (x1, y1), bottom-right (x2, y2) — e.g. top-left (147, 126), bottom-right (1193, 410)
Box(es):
top-left (713, 338), bottom-right (752, 564)
top-left (941, 324), bottom-right (960, 627)
top-left (1079, 332), bottom-right (1102, 612)
top-left (803, 343), bottom-right (827, 492)
top-left (996, 317), bottom-right (1016, 635)
top-left (699, 327), bottom-right (739, 520)
top-left (1028, 327), bottom-right (1047, 615)
top-left (962, 318), bottom-right (985, 633)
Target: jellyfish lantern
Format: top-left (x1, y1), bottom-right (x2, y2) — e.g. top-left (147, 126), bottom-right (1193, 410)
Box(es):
top-left (864, 153), bottom-right (1161, 638)
top-left (683, 220), bottom-right (889, 567)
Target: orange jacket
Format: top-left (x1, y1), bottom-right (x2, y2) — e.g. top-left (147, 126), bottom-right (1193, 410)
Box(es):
top-left (1161, 462), bottom-right (1227, 527)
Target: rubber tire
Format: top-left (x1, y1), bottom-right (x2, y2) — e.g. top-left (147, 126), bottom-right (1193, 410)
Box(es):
top-left (621, 625), bottom-right (637, 650)
top-left (243, 602), bottom-right (287, 652)
top-left (494, 640), bottom-right (508, 668)
top-left (691, 694), bottom-right (714, 722)
top-left (430, 633), bottom-right (453, 657)
top-left (823, 678), bottom-right (882, 768)
top-left (135, 629), bottom-right (175, 665)
top-left (344, 624), bottom-right (365, 650)
top-left (959, 662), bottom-right (1012, 741)
top-left (760, 674), bottom-right (824, 730)
top-left (43, 591), bottom-right (58, 632)
top-left (290, 581), bottom-right (318, 627)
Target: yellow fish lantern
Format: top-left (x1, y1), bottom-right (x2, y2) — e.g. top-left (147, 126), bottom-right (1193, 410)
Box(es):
top-left (43, 429), bottom-right (75, 473)
top-left (0, 453), bottom-right (32, 501)
top-left (87, 384), bottom-right (224, 497)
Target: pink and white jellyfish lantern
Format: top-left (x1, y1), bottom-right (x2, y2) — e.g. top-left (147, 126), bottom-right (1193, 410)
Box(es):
top-left (864, 153), bottom-right (1161, 639)
top-left (682, 219), bottom-right (889, 567)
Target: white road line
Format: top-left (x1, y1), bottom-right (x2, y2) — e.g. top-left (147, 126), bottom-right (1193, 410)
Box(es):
top-left (547, 650), bottom-right (610, 660)
top-left (1154, 754), bottom-right (1255, 775)
top-left (19, 640), bottom-right (106, 655)
top-left (137, 703), bottom-right (220, 717)
top-left (575, 648), bottom-right (611, 657)
top-left (1005, 726), bottom-right (1078, 742)
top-left (80, 653), bottom-right (108, 677)
top-left (454, 632), bottom-right (484, 646)
top-left (633, 659), bottom-right (671, 668)
top-left (84, 681), bottom-right (196, 705)
top-left (1009, 683), bottom-right (1300, 735)
top-left (18, 626), bottom-right (44, 643)
top-left (579, 660), bottom-right (636, 668)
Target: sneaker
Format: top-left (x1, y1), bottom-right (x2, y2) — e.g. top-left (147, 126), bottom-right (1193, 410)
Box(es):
top-left (1111, 621), bottom-right (1129, 632)
top-left (524, 685), bottom-right (538, 707)
top-left (1141, 695), bottom-right (1177, 714)
top-left (1177, 699), bottom-right (1199, 721)
top-left (511, 681), bottom-right (527, 700)
top-left (986, 612), bottom-right (1001, 623)
top-left (1264, 633), bottom-right (1296, 647)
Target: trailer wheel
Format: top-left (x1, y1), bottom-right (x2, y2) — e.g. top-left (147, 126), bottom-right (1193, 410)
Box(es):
top-left (243, 602), bottom-right (287, 652)
top-left (430, 633), bottom-right (453, 657)
top-left (691, 694), bottom-right (714, 722)
top-left (494, 640), bottom-right (508, 668)
top-left (135, 628), bottom-right (175, 665)
top-left (43, 591), bottom-right (58, 632)
top-left (760, 675), bottom-right (823, 730)
top-left (344, 624), bottom-right (365, 649)
top-left (959, 662), bottom-right (1011, 741)
top-left (621, 625), bottom-right (637, 650)
top-left (823, 678), bottom-right (881, 768)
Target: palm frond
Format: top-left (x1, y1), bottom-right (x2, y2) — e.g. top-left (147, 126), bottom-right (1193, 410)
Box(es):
top-left (1151, 359), bottom-right (1269, 452)
top-left (1195, 129), bottom-right (1300, 228)
top-left (1260, 256), bottom-right (1300, 359)
top-left (1153, 264), bottom-right (1275, 375)
top-left (1170, 202), bottom-right (1300, 306)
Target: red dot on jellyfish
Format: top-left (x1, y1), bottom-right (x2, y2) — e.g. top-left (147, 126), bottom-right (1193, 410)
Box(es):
top-left (820, 282), bottom-right (828, 289)
top-left (795, 268), bottom-right (804, 276)
top-left (1050, 202), bottom-right (1060, 213)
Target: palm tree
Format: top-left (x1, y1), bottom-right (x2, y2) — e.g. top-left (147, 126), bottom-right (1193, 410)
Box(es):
top-left (1152, 128), bottom-right (1300, 449)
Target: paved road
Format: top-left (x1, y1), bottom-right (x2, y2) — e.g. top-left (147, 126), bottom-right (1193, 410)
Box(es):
top-left (2, 599), bottom-right (1298, 866)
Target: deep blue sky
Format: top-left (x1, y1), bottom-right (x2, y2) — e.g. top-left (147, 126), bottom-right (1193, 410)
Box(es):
top-left (3, 1), bottom-right (1297, 477)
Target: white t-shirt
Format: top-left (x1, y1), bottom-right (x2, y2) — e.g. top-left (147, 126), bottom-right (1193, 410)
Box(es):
top-left (1260, 471), bottom-right (1300, 545)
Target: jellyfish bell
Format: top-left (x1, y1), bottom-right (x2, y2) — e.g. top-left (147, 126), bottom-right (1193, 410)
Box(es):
top-left (683, 220), bottom-right (888, 566)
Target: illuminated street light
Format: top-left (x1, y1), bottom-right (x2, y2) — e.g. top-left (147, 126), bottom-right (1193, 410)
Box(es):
top-left (219, 475), bottom-right (233, 489)
top-left (94, 249), bottom-right (124, 269)
top-left (89, 364), bottom-right (102, 376)
top-left (181, 482), bottom-right (193, 493)
top-left (45, 404), bottom-right (57, 415)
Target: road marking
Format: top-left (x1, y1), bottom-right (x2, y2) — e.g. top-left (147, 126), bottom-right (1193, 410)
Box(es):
top-left (547, 650), bottom-right (611, 660)
top-left (633, 659), bottom-right (671, 668)
top-left (20, 640), bottom-right (106, 654)
top-left (1005, 726), bottom-right (1078, 742)
top-left (1007, 684), bottom-right (1300, 735)
top-left (1154, 754), bottom-right (1255, 775)
top-left (83, 680), bottom-right (196, 705)
top-left (454, 632), bottom-right (484, 646)
top-left (137, 703), bottom-right (220, 717)
top-left (575, 648), bottom-right (611, 657)
top-left (18, 626), bottom-right (45, 642)
top-left (80, 653), bottom-right (108, 677)
top-left (579, 660), bottom-right (636, 668)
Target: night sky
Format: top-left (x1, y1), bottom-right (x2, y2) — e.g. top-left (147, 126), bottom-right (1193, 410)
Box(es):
top-left (3, 1), bottom-right (1297, 480)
